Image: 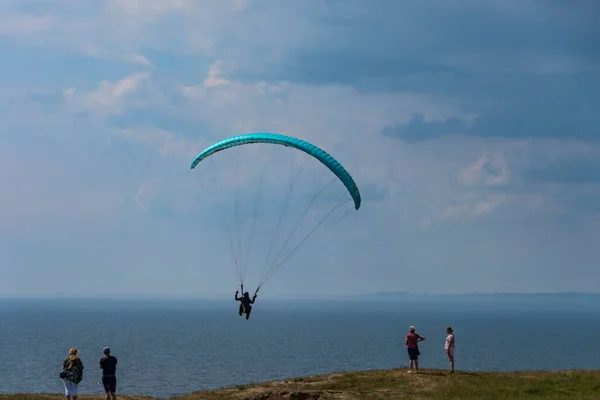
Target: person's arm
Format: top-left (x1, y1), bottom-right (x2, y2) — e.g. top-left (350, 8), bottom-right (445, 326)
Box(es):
top-left (235, 290), bottom-right (240, 301)
top-left (418, 335), bottom-right (425, 342)
top-left (250, 295), bottom-right (256, 304)
top-left (405, 335), bottom-right (408, 345)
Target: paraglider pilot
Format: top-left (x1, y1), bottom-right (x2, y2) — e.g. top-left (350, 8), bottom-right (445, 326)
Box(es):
top-left (235, 290), bottom-right (257, 320)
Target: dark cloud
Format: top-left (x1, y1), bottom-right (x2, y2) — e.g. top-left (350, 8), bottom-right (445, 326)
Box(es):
top-left (226, 0), bottom-right (600, 85)
top-left (522, 156), bottom-right (600, 185)
top-left (382, 70), bottom-right (600, 142)
top-left (221, 1), bottom-right (600, 143)
top-left (382, 115), bottom-right (470, 143)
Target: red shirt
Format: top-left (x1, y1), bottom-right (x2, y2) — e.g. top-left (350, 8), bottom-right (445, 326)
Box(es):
top-left (406, 333), bottom-right (419, 348)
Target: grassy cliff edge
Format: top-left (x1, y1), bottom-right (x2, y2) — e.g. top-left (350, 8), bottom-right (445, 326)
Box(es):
top-left (3, 369), bottom-right (599, 400)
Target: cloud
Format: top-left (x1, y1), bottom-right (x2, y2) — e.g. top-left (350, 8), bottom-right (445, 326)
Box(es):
top-left (133, 177), bottom-right (164, 211)
top-left (438, 193), bottom-right (510, 223)
top-left (62, 72), bottom-right (150, 115)
top-left (459, 151), bottom-right (510, 187)
top-left (2, 0), bottom-right (600, 297)
top-left (181, 60), bottom-right (232, 99)
top-left (383, 80), bottom-right (600, 142)
top-left (0, 12), bottom-right (54, 36)
top-left (382, 115), bottom-right (475, 143)
top-left (217, 0), bottom-right (600, 87)
top-left (115, 126), bottom-right (205, 159)
top-left (522, 154), bottom-right (600, 185)
top-left (81, 44), bottom-right (154, 67)
top-left (202, 60), bottom-right (231, 88)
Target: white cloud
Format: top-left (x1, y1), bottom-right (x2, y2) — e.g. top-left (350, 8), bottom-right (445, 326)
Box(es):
top-left (106, 0), bottom-right (198, 19)
top-left (203, 60), bottom-right (231, 87)
top-left (4, 0), bottom-right (248, 64)
top-left (104, 0), bottom-right (248, 19)
top-left (81, 44), bottom-right (154, 66)
top-left (181, 60), bottom-right (232, 99)
top-left (63, 72), bottom-right (150, 115)
top-left (438, 193), bottom-right (509, 222)
top-left (459, 151), bottom-right (510, 187)
top-left (115, 126), bottom-right (206, 159)
top-left (133, 177), bottom-right (164, 211)
top-left (124, 53), bottom-right (153, 66)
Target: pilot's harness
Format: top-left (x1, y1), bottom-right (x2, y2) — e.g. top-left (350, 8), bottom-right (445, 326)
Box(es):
top-left (239, 283), bottom-right (259, 314)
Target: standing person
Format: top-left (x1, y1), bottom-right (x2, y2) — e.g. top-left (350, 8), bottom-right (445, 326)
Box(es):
top-left (60, 347), bottom-right (84, 400)
top-left (405, 325), bottom-right (425, 373)
top-left (100, 347), bottom-right (118, 400)
top-left (445, 326), bottom-right (455, 373)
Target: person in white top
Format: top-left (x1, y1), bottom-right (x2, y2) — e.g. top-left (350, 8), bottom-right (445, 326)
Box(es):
top-left (445, 326), bottom-right (455, 373)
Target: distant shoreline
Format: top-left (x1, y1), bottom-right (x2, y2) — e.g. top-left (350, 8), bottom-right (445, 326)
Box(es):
top-left (2, 291), bottom-right (600, 301)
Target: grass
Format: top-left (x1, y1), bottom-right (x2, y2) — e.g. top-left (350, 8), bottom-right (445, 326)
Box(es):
top-left (2, 369), bottom-right (599, 399)
top-left (0, 397), bottom-right (155, 400)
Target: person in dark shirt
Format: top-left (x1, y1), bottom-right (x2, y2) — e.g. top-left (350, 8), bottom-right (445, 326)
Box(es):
top-left (235, 290), bottom-right (257, 320)
top-left (99, 347), bottom-right (118, 399)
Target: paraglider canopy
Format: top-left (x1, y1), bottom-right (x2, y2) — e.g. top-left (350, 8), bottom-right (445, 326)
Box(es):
top-left (190, 132), bottom-right (361, 294)
top-left (191, 133), bottom-right (361, 210)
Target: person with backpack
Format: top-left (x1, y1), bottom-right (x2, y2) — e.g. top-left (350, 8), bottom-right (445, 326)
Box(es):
top-left (60, 347), bottom-right (84, 399)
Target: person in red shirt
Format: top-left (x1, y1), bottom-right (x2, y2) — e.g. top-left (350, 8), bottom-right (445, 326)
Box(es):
top-left (405, 325), bottom-right (425, 373)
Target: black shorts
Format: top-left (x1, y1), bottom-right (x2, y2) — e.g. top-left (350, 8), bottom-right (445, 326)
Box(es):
top-left (102, 376), bottom-right (117, 393)
top-left (408, 347), bottom-right (420, 360)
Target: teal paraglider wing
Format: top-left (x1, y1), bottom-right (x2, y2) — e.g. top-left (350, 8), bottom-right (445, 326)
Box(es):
top-left (190, 133), bottom-right (362, 210)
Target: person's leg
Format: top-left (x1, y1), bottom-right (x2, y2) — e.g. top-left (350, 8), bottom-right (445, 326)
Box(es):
top-left (103, 377), bottom-right (110, 400)
top-left (239, 303), bottom-right (243, 316)
top-left (246, 306), bottom-right (252, 319)
top-left (111, 377), bottom-right (117, 400)
top-left (64, 380), bottom-right (72, 400)
top-left (71, 382), bottom-right (78, 400)
top-left (449, 350), bottom-right (455, 372)
top-left (104, 377), bottom-right (117, 399)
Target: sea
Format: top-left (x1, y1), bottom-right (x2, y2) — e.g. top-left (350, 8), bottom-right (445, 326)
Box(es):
top-left (1, 295), bottom-right (599, 398)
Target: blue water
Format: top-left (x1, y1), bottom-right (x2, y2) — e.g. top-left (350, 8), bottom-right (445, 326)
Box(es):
top-left (1, 297), bottom-right (599, 398)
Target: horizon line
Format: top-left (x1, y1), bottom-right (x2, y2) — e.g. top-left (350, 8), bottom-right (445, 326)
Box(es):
top-left (1, 290), bottom-right (599, 300)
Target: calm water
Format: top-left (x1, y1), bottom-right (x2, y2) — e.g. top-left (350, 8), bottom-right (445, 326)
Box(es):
top-left (1, 297), bottom-right (599, 398)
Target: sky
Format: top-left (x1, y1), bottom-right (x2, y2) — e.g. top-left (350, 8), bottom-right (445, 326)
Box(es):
top-left (1, 0), bottom-right (599, 298)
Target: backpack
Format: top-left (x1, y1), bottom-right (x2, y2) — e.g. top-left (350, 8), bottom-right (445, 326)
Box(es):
top-left (59, 359), bottom-right (83, 384)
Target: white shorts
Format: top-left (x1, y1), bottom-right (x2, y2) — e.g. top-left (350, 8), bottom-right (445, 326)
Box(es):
top-left (63, 379), bottom-right (78, 396)
top-left (446, 347), bottom-right (455, 357)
